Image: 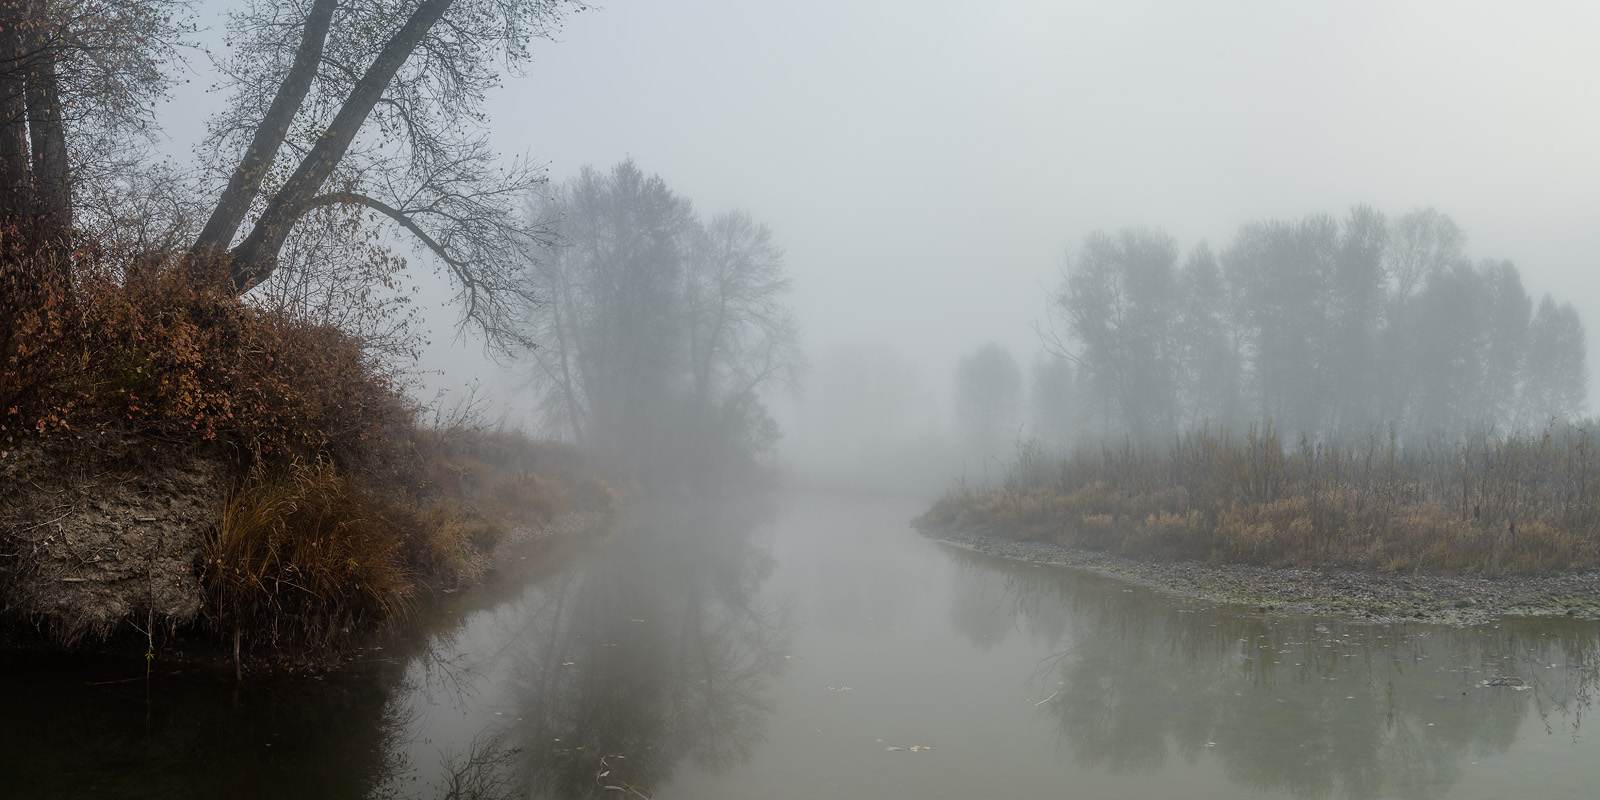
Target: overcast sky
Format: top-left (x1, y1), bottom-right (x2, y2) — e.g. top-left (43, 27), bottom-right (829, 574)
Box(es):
top-left (179, 0), bottom-right (1600, 447)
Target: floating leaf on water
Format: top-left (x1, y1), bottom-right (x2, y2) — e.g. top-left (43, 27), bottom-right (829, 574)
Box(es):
top-left (563, 662), bottom-right (576, 666)
top-left (885, 746), bottom-right (903, 751)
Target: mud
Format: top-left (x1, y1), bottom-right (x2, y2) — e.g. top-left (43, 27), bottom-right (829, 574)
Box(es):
top-left (1, 435), bottom-right (225, 643)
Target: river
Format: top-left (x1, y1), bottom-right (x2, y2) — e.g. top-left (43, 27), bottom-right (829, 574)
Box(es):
top-left (4, 490), bottom-right (1598, 798)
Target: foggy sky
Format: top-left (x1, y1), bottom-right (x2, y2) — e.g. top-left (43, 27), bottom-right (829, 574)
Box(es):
top-left (176, 1), bottom-right (1600, 454)
top-left (491, 0), bottom-right (1600, 378)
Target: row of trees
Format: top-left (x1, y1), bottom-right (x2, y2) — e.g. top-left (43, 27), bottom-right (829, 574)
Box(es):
top-left (521, 159), bottom-right (804, 479)
top-left (1044, 207), bottom-right (1586, 444)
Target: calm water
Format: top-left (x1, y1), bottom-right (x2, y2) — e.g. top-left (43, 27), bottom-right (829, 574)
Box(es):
top-left (4, 490), bottom-right (1599, 799)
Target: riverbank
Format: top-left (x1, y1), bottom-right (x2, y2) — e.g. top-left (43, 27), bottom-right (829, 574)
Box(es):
top-left (0, 505), bottom-right (617, 676)
top-left (915, 522), bottom-right (1600, 625)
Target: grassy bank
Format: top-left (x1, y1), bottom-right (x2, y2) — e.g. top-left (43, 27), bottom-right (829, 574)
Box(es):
top-left (1, 246), bottom-right (617, 657)
top-left (918, 425), bottom-right (1600, 576)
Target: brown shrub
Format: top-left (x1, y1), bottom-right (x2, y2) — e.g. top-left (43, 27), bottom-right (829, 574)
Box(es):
top-left (3, 247), bottom-right (409, 467)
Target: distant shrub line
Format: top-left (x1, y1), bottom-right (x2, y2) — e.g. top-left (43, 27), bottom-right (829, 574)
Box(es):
top-left (919, 424), bottom-right (1600, 576)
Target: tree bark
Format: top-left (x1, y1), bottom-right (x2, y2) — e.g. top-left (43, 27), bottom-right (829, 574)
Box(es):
top-left (24, 11), bottom-right (69, 252)
top-left (193, 0), bottom-right (339, 254)
top-left (0, 3), bottom-right (33, 224)
top-left (227, 0), bottom-right (456, 293)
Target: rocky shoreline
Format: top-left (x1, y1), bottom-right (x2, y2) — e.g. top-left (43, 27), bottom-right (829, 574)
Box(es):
top-left (916, 524), bottom-right (1600, 625)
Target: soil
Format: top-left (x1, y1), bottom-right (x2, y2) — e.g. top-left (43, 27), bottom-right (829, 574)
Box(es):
top-left (0, 434), bottom-right (225, 644)
top-left (916, 523), bottom-right (1600, 625)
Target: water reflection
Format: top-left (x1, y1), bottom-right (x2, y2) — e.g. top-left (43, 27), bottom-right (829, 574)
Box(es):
top-left (6, 494), bottom-right (1598, 799)
top-left (383, 499), bottom-right (793, 799)
top-left (943, 547), bottom-right (1600, 799)
top-left (0, 649), bottom-right (406, 799)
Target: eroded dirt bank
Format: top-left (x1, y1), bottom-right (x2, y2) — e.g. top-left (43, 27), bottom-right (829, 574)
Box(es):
top-left (917, 523), bottom-right (1600, 625)
top-left (0, 438), bottom-right (224, 644)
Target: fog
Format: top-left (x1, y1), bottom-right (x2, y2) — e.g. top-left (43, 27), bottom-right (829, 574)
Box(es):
top-left (181, 0), bottom-right (1600, 491)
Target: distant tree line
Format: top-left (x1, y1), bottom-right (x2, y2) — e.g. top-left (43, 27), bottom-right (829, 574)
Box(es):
top-left (521, 159), bottom-right (805, 481)
top-left (1039, 206), bottom-right (1587, 445)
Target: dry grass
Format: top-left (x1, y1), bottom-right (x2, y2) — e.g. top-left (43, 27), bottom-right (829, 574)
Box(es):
top-left (207, 459), bottom-right (415, 649)
top-left (919, 424), bottom-right (1600, 576)
top-left (205, 433), bottom-right (620, 651)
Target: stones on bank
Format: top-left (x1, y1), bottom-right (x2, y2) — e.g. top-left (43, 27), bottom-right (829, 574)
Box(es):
top-left (915, 523), bottom-right (1600, 626)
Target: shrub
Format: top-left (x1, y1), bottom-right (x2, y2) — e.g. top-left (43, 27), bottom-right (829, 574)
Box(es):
top-left (4, 246), bottom-right (411, 467)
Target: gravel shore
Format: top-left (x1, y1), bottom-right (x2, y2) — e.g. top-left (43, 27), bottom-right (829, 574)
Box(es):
top-left (916, 524), bottom-right (1600, 625)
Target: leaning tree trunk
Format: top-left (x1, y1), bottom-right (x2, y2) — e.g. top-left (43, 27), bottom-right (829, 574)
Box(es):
top-left (225, 0), bottom-right (456, 293)
top-left (193, 0), bottom-right (339, 255)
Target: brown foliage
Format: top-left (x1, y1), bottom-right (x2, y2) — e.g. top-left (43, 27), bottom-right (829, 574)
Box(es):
top-left (2, 243), bottom-right (407, 466)
top-left (920, 425), bottom-right (1600, 576)
top-left (3, 240), bottom-right (618, 653)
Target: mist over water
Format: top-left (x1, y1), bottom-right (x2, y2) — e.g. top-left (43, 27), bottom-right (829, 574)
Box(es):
top-left (8, 2), bottom-right (1600, 797)
top-left (10, 492), bottom-right (1598, 798)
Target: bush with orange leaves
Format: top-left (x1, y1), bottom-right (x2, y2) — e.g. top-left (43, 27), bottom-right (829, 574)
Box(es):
top-left (2, 243), bottom-right (409, 467)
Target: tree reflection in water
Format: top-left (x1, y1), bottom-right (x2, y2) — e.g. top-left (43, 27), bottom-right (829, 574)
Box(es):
top-left (941, 548), bottom-right (1600, 800)
top-left (420, 499), bottom-right (794, 799)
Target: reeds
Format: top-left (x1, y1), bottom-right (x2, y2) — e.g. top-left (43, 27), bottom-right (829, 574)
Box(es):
top-left (919, 423), bottom-right (1600, 576)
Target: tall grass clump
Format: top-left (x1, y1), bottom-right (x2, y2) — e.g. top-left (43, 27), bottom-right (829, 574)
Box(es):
top-left (208, 459), bottom-right (416, 649)
top-left (918, 423), bottom-right (1600, 576)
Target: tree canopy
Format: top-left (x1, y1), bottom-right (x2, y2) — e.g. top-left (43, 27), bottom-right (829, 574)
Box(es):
top-left (1046, 207), bottom-right (1587, 444)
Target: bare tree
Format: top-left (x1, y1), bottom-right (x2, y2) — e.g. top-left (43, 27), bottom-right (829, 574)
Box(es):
top-left (0, 0), bottom-right (190, 252)
top-left (1385, 207), bottom-right (1464, 302)
top-left (522, 160), bottom-right (803, 470)
top-left (0, 0), bottom-right (574, 351)
top-left (1047, 228), bottom-right (1180, 443)
top-left (522, 160), bottom-right (695, 448)
top-left (1522, 295), bottom-right (1587, 424)
top-left (191, 0), bottom-right (582, 347)
top-left (684, 210), bottom-right (804, 411)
